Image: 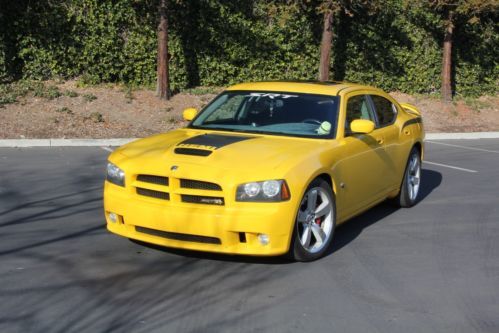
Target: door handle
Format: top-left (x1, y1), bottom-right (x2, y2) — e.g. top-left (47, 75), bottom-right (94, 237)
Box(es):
top-left (377, 137), bottom-right (384, 145)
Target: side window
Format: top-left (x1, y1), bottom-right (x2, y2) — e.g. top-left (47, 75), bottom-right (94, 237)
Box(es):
top-left (370, 95), bottom-right (396, 127)
top-left (345, 95), bottom-right (375, 133)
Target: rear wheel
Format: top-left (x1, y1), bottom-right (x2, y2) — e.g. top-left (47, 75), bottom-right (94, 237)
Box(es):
top-left (289, 179), bottom-right (336, 262)
top-left (395, 147), bottom-right (421, 207)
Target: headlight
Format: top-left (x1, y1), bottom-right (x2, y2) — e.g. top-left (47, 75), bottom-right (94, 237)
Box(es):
top-left (106, 162), bottom-right (125, 187)
top-left (236, 180), bottom-right (290, 202)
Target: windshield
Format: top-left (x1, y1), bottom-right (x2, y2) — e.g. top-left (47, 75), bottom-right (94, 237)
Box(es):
top-left (190, 91), bottom-right (339, 139)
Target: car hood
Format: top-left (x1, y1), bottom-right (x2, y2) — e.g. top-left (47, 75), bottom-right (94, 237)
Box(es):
top-left (112, 129), bottom-right (334, 176)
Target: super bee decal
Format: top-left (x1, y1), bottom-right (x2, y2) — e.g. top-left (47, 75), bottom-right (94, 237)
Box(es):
top-left (176, 134), bottom-right (256, 151)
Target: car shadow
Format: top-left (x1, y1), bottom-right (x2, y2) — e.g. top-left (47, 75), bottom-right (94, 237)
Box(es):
top-left (132, 169), bottom-right (442, 264)
top-left (324, 168), bottom-right (442, 257)
top-left (129, 239), bottom-right (293, 265)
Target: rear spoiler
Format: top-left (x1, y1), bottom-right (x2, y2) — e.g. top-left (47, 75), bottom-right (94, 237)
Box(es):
top-left (400, 103), bottom-right (421, 117)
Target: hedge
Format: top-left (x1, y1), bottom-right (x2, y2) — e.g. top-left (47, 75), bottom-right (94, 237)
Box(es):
top-left (0, 0), bottom-right (497, 96)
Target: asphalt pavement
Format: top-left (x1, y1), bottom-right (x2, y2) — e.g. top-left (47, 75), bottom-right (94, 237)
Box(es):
top-left (1, 139), bottom-right (498, 333)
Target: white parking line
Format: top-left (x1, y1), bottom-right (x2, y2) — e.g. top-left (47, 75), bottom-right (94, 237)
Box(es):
top-left (426, 141), bottom-right (499, 154)
top-left (424, 161), bottom-right (477, 173)
top-left (101, 147), bottom-right (114, 152)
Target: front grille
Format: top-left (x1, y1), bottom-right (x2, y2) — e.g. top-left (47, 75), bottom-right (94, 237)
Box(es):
top-left (137, 174), bottom-right (169, 186)
top-left (180, 179), bottom-right (222, 191)
top-left (174, 148), bottom-right (212, 156)
top-left (137, 188), bottom-right (170, 200)
top-left (136, 226), bottom-right (221, 245)
top-left (181, 195), bottom-right (224, 206)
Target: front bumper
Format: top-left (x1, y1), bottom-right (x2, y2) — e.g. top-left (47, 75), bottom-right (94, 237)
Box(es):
top-left (104, 181), bottom-right (297, 256)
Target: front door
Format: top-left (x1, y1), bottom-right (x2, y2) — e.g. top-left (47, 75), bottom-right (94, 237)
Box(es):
top-left (334, 93), bottom-right (390, 220)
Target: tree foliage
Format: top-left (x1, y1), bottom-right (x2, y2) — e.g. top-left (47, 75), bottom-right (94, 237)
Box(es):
top-left (407, 0), bottom-right (499, 100)
top-left (0, 0), bottom-right (497, 96)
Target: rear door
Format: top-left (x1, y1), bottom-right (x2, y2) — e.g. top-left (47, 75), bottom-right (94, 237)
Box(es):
top-left (368, 94), bottom-right (400, 188)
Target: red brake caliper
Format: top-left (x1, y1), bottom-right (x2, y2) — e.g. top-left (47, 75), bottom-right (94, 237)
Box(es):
top-left (315, 217), bottom-right (322, 226)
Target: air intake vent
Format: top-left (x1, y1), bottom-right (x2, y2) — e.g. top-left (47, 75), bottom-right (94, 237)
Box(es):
top-left (181, 195), bottom-right (224, 205)
top-left (136, 188), bottom-right (170, 200)
top-left (174, 148), bottom-right (212, 156)
top-left (180, 179), bottom-right (222, 191)
top-left (136, 226), bottom-right (221, 245)
top-left (137, 174), bottom-right (169, 186)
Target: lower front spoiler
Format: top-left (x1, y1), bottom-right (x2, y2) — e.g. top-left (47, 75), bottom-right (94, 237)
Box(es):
top-left (107, 219), bottom-right (291, 257)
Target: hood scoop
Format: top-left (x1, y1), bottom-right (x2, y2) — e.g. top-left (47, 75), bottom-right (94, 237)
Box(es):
top-left (174, 147), bottom-right (212, 156)
top-left (174, 133), bottom-right (256, 157)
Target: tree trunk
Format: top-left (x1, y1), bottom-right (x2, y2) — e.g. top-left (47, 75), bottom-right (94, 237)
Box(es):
top-left (441, 11), bottom-right (453, 102)
top-left (156, 0), bottom-right (169, 100)
top-left (319, 11), bottom-right (334, 82)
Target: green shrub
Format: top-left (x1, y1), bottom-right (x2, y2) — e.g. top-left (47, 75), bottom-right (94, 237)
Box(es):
top-left (82, 93), bottom-right (97, 102)
top-left (0, 0), bottom-right (496, 96)
top-left (0, 80), bottom-right (62, 105)
top-left (64, 90), bottom-right (79, 97)
top-left (55, 107), bottom-right (73, 114)
top-left (33, 85), bottom-right (61, 99)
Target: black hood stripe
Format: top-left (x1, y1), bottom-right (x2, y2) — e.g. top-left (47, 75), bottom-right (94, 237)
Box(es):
top-left (177, 134), bottom-right (255, 150)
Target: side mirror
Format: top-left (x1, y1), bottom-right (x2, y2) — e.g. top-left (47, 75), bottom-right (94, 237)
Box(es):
top-left (182, 108), bottom-right (198, 121)
top-left (350, 119), bottom-right (375, 134)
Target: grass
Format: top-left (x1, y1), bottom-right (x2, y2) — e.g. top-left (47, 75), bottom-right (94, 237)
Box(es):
top-left (64, 90), bottom-right (79, 97)
top-left (0, 89), bottom-right (19, 107)
top-left (89, 112), bottom-right (104, 123)
top-left (0, 80), bottom-right (66, 106)
top-left (122, 85), bottom-right (135, 103)
top-left (55, 107), bottom-right (73, 115)
top-left (185, 86), bottom-right (222, 95)
top-left (459, 96), bottom-right (492, 112)
top-left (82, 93), bottom-right (97, 102)
top-left (33, 84), bottom-right (61, 99)
top-left (0, 81), bottom-right (36, 106)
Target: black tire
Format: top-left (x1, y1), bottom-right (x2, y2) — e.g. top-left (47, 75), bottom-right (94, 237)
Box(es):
top-left (394, 147), bottom-right (421, 208)
top-left (289, 179), bottom-right (336, 262)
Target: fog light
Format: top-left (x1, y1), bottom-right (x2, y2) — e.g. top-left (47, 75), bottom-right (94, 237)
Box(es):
top-left (108, 212), bottom-right (118, 223)
top-left (258, 234), bottom-right (269, 245)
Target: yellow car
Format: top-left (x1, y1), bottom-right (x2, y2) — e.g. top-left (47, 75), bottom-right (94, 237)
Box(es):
top-left (104, 81), bottom-right (424, 261)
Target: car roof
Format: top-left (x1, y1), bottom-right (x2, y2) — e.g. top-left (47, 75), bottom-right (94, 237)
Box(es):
top-left (226, 80), bottom-right (379, 96)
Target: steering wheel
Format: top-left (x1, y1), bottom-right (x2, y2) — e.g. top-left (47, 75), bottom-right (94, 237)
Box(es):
top-left (302, 119), bottom-right (322, 125)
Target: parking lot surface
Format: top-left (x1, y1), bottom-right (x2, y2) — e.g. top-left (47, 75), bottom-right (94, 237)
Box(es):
top-left (1, 139), bottom-right (498, 333)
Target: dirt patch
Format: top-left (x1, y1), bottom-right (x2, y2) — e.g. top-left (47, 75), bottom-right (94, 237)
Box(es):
top-left (0, 81), bottom-right (220, 139)
top-left (390, 92), bottom-right (499, 133)
top-left (0, 80), bottom-right (497, 139)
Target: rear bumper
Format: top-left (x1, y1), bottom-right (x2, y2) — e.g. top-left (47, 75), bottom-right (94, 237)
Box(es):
top-left (104, 182), bottom-right (296, 256)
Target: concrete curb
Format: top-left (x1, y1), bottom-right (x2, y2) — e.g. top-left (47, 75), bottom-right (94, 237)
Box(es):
top-left (425, 132), bottom-right (499, 140)
top-left (1, 132), bottom-right (499, 148)
top-left (0, 138), bottom-right (138, 148)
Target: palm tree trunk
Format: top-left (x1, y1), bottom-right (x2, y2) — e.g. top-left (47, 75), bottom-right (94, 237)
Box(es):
top-left (319, 11), bottom-right (334, 82)
top-left (156, 0), bottom-right (169, 100)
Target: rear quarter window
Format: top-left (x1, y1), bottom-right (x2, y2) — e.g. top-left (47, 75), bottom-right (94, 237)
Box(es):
top-left (370, 95), bottom-right (396, 127)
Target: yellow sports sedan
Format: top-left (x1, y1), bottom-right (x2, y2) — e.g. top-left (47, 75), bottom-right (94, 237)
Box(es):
top-left (104, 81), bottom-right (424, 261)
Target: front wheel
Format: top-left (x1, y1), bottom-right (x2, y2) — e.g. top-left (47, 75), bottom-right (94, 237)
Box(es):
top-left (289, 179), bottom-right (336, 262)
top-left (395, 147), bottom-right (421, 207)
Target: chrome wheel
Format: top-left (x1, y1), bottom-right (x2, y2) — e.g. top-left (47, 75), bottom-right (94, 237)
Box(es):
top-left (407, 153), bottom-right (421, 202)
top-left (296, 187), bottom-right (334, 254)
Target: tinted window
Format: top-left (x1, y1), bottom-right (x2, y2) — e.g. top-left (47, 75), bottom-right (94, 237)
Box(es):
top-left (345, 95), bottom-right (375, 133)
top-left (370, 95), bottom-right (396, 126)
